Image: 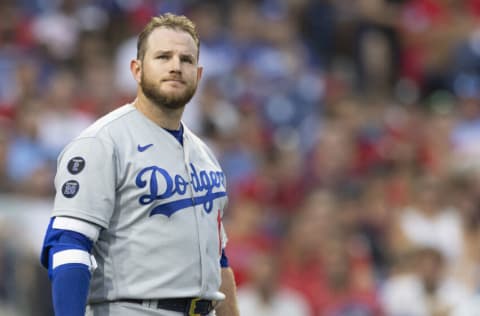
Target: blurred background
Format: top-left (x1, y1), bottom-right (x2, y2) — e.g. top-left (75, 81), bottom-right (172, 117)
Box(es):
top-left (2, 0), bottom-right (480, 315)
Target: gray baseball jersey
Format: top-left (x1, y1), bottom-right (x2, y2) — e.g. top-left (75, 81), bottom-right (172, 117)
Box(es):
top-left (52, 103), bottom-right (228, 303)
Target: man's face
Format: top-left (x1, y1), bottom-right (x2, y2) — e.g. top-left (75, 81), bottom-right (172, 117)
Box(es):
top-left (140, 27), bottom-right (200, 109)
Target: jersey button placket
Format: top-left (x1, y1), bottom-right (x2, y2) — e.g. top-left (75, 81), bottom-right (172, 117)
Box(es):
top-left (183, 135), bottom-right (207, 294)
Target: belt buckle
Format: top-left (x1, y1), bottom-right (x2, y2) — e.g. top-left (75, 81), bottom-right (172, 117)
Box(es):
top-left (188, 298), bottom-right (202, 316)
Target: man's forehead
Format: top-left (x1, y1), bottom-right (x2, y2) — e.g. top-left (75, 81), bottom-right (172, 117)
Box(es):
top-left (146, 27), bottom-right (197, 55)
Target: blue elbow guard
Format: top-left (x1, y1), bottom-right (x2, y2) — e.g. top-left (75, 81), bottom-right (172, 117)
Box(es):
top-left (41, 217), bottom-right (95, 316)
top-left (52, 264), bottom-right (91, 316)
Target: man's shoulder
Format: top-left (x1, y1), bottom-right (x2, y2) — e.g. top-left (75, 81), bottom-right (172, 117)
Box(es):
top-left (183, 124), bottom-right (211, 151)
top-left (57, 104), bottom-right (136, 160)
top-left (77, 103), bottom-right (135, 139)
top-left (183, 124), bottom-right (220, 164)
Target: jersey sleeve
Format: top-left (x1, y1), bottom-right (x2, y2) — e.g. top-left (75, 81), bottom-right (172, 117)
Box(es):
top-left (52, 136), bottom-right (117, 228)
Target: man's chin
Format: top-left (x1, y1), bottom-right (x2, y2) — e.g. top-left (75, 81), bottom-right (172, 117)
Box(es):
top-left (162, 99), bottom-right (188, 109)
top-left (141, 82), bottom-right (195, 110)
top-left (161, 90), bottom-right (185, 99)
top-left (147, 94), bottom-right (190, 109)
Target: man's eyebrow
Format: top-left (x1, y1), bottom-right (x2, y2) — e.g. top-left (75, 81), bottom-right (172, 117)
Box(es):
top-left (181, 53), bottom-right (195, 60)
top-left (153, 50), bottom-right (195, 59)
top-left (153, 50), bottom-right (172, 55)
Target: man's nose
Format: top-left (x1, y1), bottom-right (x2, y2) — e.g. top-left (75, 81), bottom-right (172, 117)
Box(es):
top-left (169, 56), bottom-right (181, 72)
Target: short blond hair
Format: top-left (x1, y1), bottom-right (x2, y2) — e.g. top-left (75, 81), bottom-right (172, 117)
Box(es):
top-left (136, 13), bottom-right (200, 60)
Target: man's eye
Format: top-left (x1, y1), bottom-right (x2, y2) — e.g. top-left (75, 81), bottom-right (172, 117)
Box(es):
top-left (157, 55), bottom-right (168, 59)
top-left (181, 57), bottom-right (193, 64)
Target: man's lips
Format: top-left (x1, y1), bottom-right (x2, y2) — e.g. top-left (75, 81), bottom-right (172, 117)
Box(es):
top-left (162, 78), bottom-right (185, 84)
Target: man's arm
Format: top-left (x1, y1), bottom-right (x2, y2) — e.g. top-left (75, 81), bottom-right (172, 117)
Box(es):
top-left (215, 267), bottom-right (240, 316)
top-left (40, 216), bottom-right (100, 316)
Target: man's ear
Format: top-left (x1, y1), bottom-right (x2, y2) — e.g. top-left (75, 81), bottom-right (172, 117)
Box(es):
top-left (197, 66), bottom-right (203, 82)
top-left (130, 59), bottom-right (142, 84)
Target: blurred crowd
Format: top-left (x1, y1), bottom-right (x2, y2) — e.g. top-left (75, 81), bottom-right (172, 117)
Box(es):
top-left (2, 0), bottom-right (480, 315)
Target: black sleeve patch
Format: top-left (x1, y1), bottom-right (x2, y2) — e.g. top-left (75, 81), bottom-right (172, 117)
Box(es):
top-left (67, 157), bottom-right (86, 175)
top-left (62, 180), bottom-right (80, 198)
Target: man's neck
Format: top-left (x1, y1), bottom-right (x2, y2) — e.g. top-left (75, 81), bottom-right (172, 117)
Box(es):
top-left (134, 93), bottom-right (184, 130)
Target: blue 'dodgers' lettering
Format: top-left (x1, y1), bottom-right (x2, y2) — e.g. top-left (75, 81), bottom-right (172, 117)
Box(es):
top-left (135, 163), bottom-right (226, 217)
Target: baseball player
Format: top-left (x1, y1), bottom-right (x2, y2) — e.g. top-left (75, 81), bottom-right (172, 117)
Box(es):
top-left (39, 13), bottom-right (240, 316)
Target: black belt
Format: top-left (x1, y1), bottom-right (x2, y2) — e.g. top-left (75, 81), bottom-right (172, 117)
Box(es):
top-left (119, 297), bottom-right (214, 315)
